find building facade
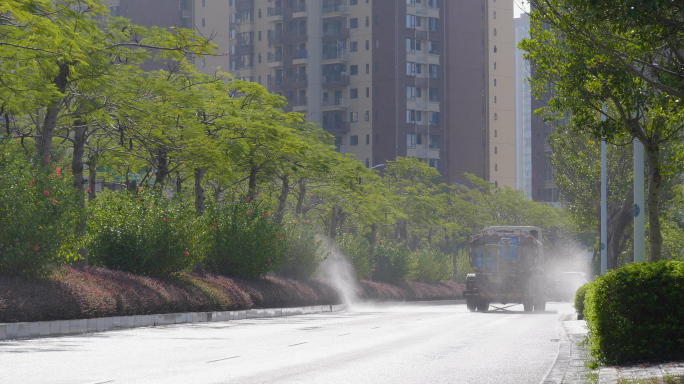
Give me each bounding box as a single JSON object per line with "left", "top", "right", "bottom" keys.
{"left": 514, "top": 14, "right": 532, "bottom": 198}
{"left": 106, "top": 0, "right": 516, "bottom": 187}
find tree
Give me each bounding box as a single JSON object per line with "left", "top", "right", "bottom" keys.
{"left": 520, "top": 5, "right": 684, "bottom": 261}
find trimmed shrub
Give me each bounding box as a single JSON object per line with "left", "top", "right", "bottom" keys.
{"left": 372, "top": 239, "right": 412, "bottom": 284}
{"left": 334, "top": 232, "right": 372, "bottom": 280}
{"left": 574, "top": 283, "right": 591, "bottom": 320}
{"left": 0, "top": 147, "right": 83, "bottom": 277}
{"left": 203, "top": 197, "right": 285, "bottom": 278}
{"left": 87, "top": 190, "right": 205, "bottom": 276}
{"left": 410, "top": 244, "right": 453, "bottom": 283}
{"left": 455, "top": 248, "right": 476, "bottom": 283}
{"left": 584, "top": 261, "right": 684, "bottom": 364}
{"left": 276, "top": 223, "right": 327, "bottom": 280}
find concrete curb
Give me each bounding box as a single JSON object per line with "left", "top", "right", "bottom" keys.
{"left": 540, "top": 316, "right": 575, "bottom": 384}
{"left": 0, "top": 304, "right": 347, "bottom": 342}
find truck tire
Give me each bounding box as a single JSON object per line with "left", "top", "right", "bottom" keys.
{"left": 523, "top": 300, "right": 533, "bottom": 312}
{"left": 466, "top": 298, "right": 477, "bottom": 312}
{"left": 477, "top": 299, "right": 489, "bottom": 312}
{"left": 534, "top": 300, "right": 546, "bottom": 311}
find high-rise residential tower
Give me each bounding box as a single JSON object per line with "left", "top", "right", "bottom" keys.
{"left": 514, "top": 14, "right": 532, "bottom": 198}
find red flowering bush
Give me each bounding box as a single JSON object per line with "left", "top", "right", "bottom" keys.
{"left": 203, "top": 197, "right": 285, "bottom": 278}
{"left": 87, "top": 190, "right": 206, "bottom": 276}
{"left": 0, "top": 146, "right": 83, "bottom": 277}
{"left": 410, "top": 243, "right": 453, "bottom": 283}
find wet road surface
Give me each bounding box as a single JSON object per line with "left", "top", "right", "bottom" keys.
{"left": 0, "top": 302, "right": 574, "bottom": 384}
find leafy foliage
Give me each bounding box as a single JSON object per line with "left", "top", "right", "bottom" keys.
{"left": 276, "top": 223, "right": 327, "bottom": 280}
{"left": 87, "top": 190, "right": 204, "bottom": 276}
{"left": 372, "top": 239, "right": 412, "bottom": 284}
{"left": 334, "top": 232, "right": 372, "bottom": 281}
{"left": 410, "top": 243, "right": 453, "bottom": 283}
{"left": 584, "top": 261, "right": 684, "bottom": 364}
{"left": 0, "top": 146, "right": 83, "bottom": 276}
{"left": 203, "top": 197, "right": 284, "bottom": 278}
{"left": 574, "top": 283, "right": 591, "bottom": 320}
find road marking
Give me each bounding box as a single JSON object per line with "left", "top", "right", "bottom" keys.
{"left": 206, "top": 356, "right": 240, "bottom": 363}
{"left": 93, "top": 381, "right": 115, "bottom": 384}
{"left": 371, "top": 326, "right": 381, "bottom": 329}
{"left": 337, "top": 333, "right": 350, "bottom": 336}
{"left": 288, "top": 342, "right": 308, "bottom": 347}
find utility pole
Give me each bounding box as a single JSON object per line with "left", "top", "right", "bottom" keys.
{"left": 600, "top": 120, "right": 607, "bottom": 275}
{"left": 634, "top": 139, "right": 645, "bottom": 262}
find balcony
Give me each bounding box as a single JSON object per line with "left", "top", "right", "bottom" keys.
{"left": 322, "top": 49, "right": 349, "bottom": 62}
{"left": 267, "top": 75, "right": 284, "bottom": 92}
{"left": 293, "top": 3, "right": 307, "bottom": 18}
{"left": 267, "top": 52, "right": 283, "bottom": 67}
{"left": 292, "top": 96, "right": 308, "bottom": 112}
{"left": 322, "top": 27, "right": 349, "bottom": 39}
{"left": 322, "top": 121, "right": 350, "bottom": 133}
{"left": 415, "top": 30, "right": 428, "bottom": 40}
{"left": 294, "top": 73, "right": 308, "bottom": 84}
{"left": 293, "top": 49, "right": 308, "bottom": 64}
{"left": 267, "top": 6, "right": 283, "bottom": 21}
{"left": 322, "top": 4, "right": 349, "bottom": 17}
{"left": 322, "top": 97, "right": 349, "bottom": 110}
{"left": 322, "top": 73, "right": 349, "bottom": 87}
{"left": 415, "top": 77, "right": 429, "bottom": 87}
{"left": 268, "top": 30, "right": 283, "bottom": 46}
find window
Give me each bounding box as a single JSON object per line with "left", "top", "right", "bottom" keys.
{"left": 428, "top": 41, "right": 438, "bottom": 54}
{"left": 365, "top": 87, "right": 369, "bottom": 97}
{"left": 375, "top": 15, "right": 379, "bottom": 25}
{"left": 350, "top": 0, "right": 358, "bottom": 4}
{"left": 494, "top": 129, "right": 498, "bottom": 137}
{"left": 406, "top": 38, "right": 416, "bottom": 52}
{"left": 493, "top": 28, "right": 497, "bottom": 36}
{"left": 494, "top": 113, "right": 498, "bottom": 120}
{"left": 406, "top": 15, "right": 416, "bottom": 29}
{"left": 494, "top": 96, "right": 497, "bottom": 103}
{"left": 366, "top": 16, "right": 369, "bottom": 27}
{"left": 407, "top": 133, "right": 416, "bottom": 148}
{"left": 258, "top": 8, "right": 261, "bottom": 18}
{"left": 350, "top": 65, "right": 358, "bottom": 75}
{"left": 350, "top": 41, "right": 358, "bottom": 52}
{"left": 350, "top": 18, "right": 358, "bottom": 28}
{"left": 258, "top": 53, "right": 261, "bottom": 63}
{"left": 365, "top": 111, "right": 370, "bottom": 121}
{"left": 407, "top": 109, "right": 416, "bottom": 123}
{"left": 495, "top": 147, "right": 498, "bottom": 154}
{"left": 429, "top": 158, "right": 439, "bottom": 170}
{"left": 416, "top": 111, "right": 422, "bottom": 122}
{"left": 350, "top": 88, "right": 359, "bottom": 99}
{"left": 366, "top": 134, "right": 370, "bottom": 145}
{"left": 258, "top": 76, "right": 261, "bottom": 84}
{"left": 366, "top": 158, "right": 370, "bottom": 168}
{"left": 494, "top": 62, "right": 496, "bottom": 70}
{"left": 429, "top": 134, "right": 439, "bottom": 149}
{"left": 366, "top": 40, "right": 370, "bottom": 50}
{"left": 201, "top": 58, "right": 205, "bottom": 67}
{"left": 429, "top": 111, "right": 439, "bottom": 125}
{"left": 375, "top": 39, "right": 379, "bottom": 49}
{"left": 350, "top": 113, "right": 358, "bottom": 123}
{"left": 202, "top": 18, "right": 205, "bottom": 27}
{"left": 494, "top": 45, "right": 497, "bottom": 53}
{"left": 494, "top": 79, "right": 497, "bottom": 86}
{"left": 202, "top": 0, "right": 205, "bottom": 6}
{"left": 428, "top": 0, "right": 438, "bottom": 7}
{"left": 407, "top": 85, "right": 416, "bottom": 100}
{"left": 429, "top": 64, "right": 439, "bottom": 79}
{"left": 416, "top": 63, "right": 422, "bottom": 74}
{"left": 366, "top": 63, "right": 370, "bottom": 74}
{"left": 429, "top": 17, "right": 438, "bottom": 32}
{"left": 406, "top": 62, "right": 416, "bottom": 76}
{"left": 493, "top": 11, "right": 496, "bottom": 19}
{"left": 258, "top": 31, "right": 262, "bottom": 41}
{"left": 495, "top": 164, "right": 498, "bottom": 171}
{"left": 417, "top": 134, "right": 423, "bottom": 145}
{"left": 429, "top": 87, "right": 439, "bottom": 102}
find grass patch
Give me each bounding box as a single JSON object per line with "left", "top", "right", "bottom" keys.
{"left": 616, "top": 376, "right": 684, "bottom": 384}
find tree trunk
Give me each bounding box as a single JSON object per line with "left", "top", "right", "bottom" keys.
{"left": 72, "top": 118, "right": 88, "bottom": 266}
{"left": 154, "top": 149, "right": 168, "bottom": 192}
{"left": 86, "top": 154, "right": 97, "bottom": 201}
{"left": 295, "top": 178, "right": 306, "bottom": 216}
{"left": 427, "top": 227, "right": 433, "bottom": 246}
{"left": 452, "top": 232, "right": 458, "bottom": 282}
{"left": 37, "top": 64, "right": 69, "bottom": 163}
{"left": 277, "top": 175, "right": 289, "bottom": 225}
{"left": 175, "top": 172, "right": 182, "bottom": 195}
{"left": 194, "top": 168, "right": 206, "bottom": 215}
{"left": 248, "top": 165, "right": 258, "bottom": 199}
{"left": 329, "top": 205, "right": 339, "bottom": 240}
{"left": 645, "top": 146, "right": 663, "bottom": 261}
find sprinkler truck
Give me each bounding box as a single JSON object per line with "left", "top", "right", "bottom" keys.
{"left": 464, "top": 226, "right": 546, "bottom": 312}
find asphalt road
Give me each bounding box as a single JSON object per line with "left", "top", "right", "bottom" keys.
{"left": 0, "top": 302, "right": 574, "bottom": 384}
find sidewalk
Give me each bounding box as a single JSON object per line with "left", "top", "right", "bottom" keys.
{"left": 545, "top": 317, "right": 684, "bottom": 383}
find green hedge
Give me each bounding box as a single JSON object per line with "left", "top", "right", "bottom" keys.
{"left": 574, "top": 283, "right": 591, "bottom": 320}
{"left": 584, "top": 261, "right": 684, "bottom": 364}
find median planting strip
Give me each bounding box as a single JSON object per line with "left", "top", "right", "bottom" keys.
{"left": 0, "top": 304, "right": 347, "bottom": 341}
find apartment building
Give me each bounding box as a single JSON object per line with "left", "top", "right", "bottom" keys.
{"left": 514, "top": 14, "right": 532, "bottom": 198}
{"left": 105, "top": 0, "right": 516, "bottom": 187}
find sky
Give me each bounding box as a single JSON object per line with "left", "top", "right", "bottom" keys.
{"left": 514, "top": 0, "right": 529, "bottom": 18}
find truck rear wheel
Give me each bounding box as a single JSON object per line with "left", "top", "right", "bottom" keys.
{"left": 523, "top": 300, "right": 533, "bottom": 312}
{"left": 476, "top": 299, "right": 489, "bottom": 312}
{"left": 534, "top": 300, "right": 546, "bottom": 312}
{"left": 466, "top": 298, "right": 477, "bottom": 312}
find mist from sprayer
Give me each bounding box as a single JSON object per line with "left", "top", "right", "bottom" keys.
{"left": 315, "top": 236, "right": 360, "bottom": 307}
{"left": 543, "top": 237, "right": 593, "bottom": 302}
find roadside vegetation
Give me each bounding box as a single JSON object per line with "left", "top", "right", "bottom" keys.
{"left": 0, "top": 1, "right": 570, "bottom": 321}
